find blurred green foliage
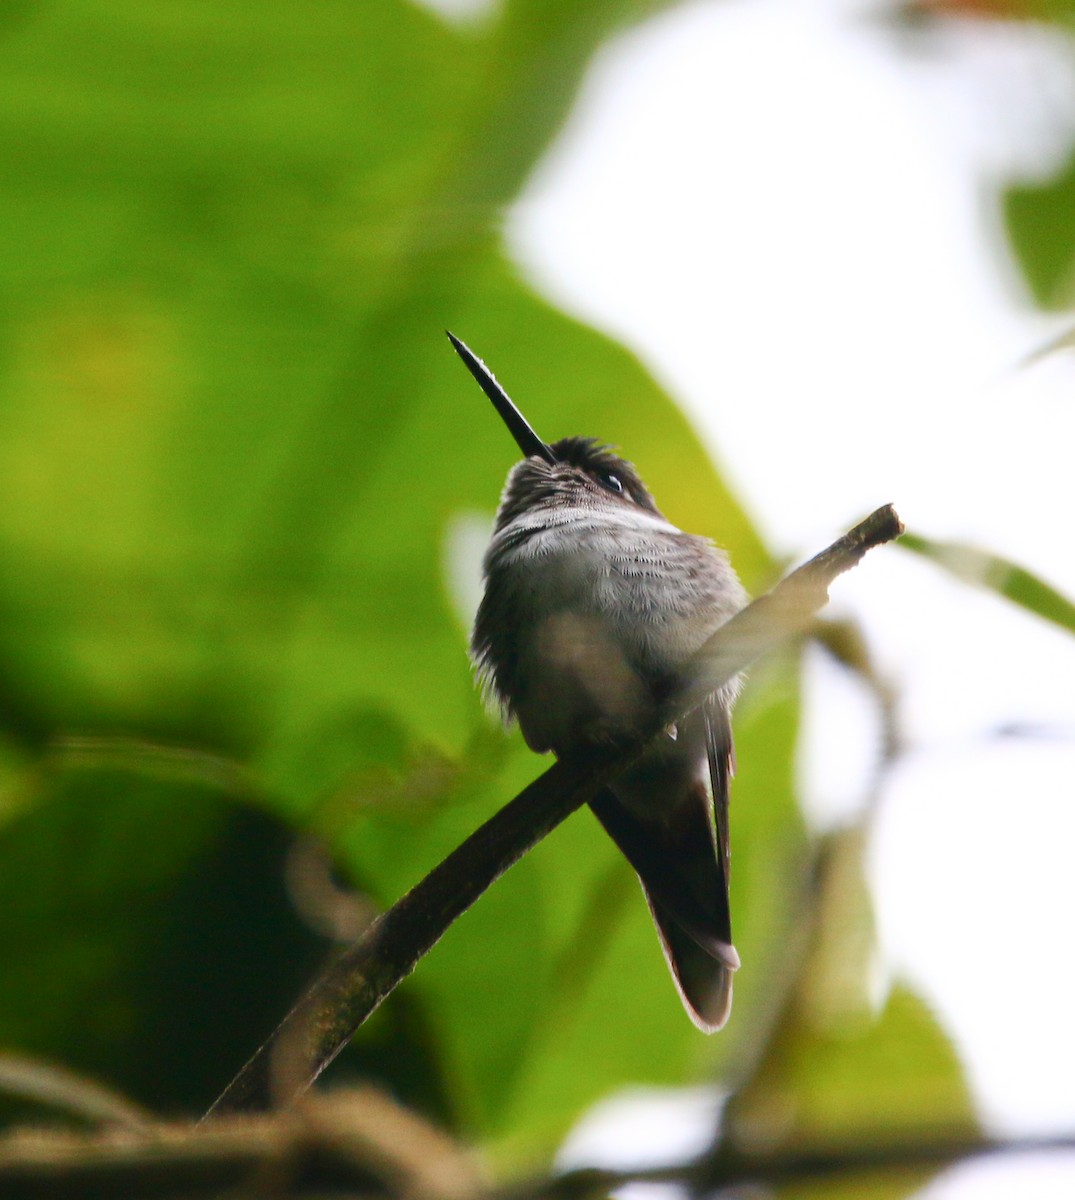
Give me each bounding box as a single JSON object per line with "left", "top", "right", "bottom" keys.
{"left": 1001, "top": 0, "right": 1075, "bottom": 305}
{"left": 901, "top": 534, "right": 1075, "bottom": 637}
{"left": 1006, "top": 151, "right": 1075, "bottom": 309}
{"left": 12, "top": 0, "right": 1066, "bottom": 1187}
{"left": 0, "top": 0, "right": 794, "bottom": 1157}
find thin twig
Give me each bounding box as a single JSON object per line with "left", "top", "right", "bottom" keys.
{"left": 0, "top": 1054, "right": 150, "bottom": 1131}
{"left": 0, "top": 1090, "right": 483, "bottom": 1199}
{"left": 205, "top": 504, "right": 903, "bottom": 1118}
{"left": 531, "top": 1130, "right": 1075, "bottom": 1200}
{"left": 7, "top": 1101, "right": 1075, "bottom": 1197}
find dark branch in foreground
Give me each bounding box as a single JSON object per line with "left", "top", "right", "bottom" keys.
{"left": 8, "top": 1091, "right": 1075, "bottom": 1198}
{"left": 205, "top": 505, "right": 904, "bottom": 1118}
{"left": 534, "top": 1130, "right": 1075, "bottom": 1199}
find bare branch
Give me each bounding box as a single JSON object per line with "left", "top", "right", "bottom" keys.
{"left": 205, "top": 505, "right": 903, "bottom": 1117}
{"left": 1, "top": 1089, "right": 482, "bottom": 1199}
{"left": 529, "top": 1130, "right": 1075, "bottom": 1199}
{"left": 7, "top": 1089, "right": 1075, "bottom": 1198}
{"left": 0, "top": 1054, "right": 150, "bottom": 1131}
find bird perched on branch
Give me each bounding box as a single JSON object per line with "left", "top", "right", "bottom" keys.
{"left": 450, "top": 333, "right": 747, "bottom": 1031}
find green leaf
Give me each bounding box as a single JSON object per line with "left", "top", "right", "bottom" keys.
{"left": 1005, "top": 149, "right": 1075, "bottom": 308}
{"left": 728, "top": 983, "right": 974, "bottom": 1200}
{"left": 901, "top": 533, "right": 1075, "bottom": 635}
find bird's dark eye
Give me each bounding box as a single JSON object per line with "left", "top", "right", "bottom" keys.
{"left": 599, "top": 471, "right": 624, "bottom": 495}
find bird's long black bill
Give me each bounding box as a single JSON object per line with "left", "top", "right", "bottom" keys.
{"left": 447, "top": 332, "right": 557, "bottom": 464}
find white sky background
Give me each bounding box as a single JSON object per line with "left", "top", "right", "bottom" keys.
{"left": 499, "top": 0, "right": 1075, "bottom": 1195}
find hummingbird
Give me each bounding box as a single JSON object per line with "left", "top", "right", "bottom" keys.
{"left": 449, "top": 332, "right": 748, "bottom": 1032}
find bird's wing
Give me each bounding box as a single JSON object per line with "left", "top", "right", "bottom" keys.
{"left": 704, "top": 695, "right": 735, "bottom": 916}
